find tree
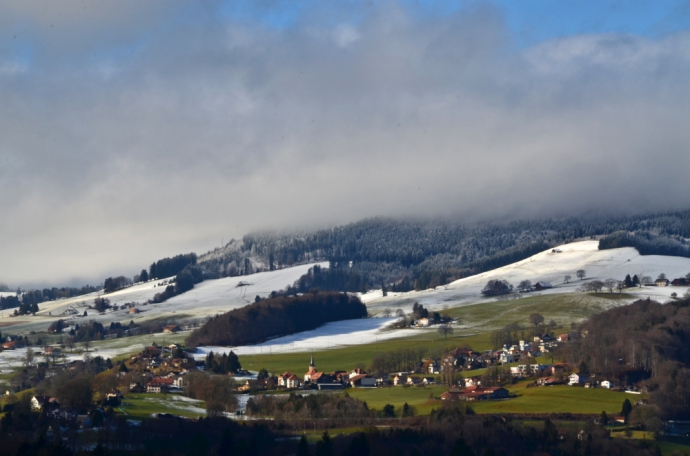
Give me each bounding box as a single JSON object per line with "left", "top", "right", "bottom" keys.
{"left": 577, "top": 269, "right": 586, "bottom": 280}
{"left": 24, "top": 347, "right": 34, "bottom": 368}
{"left": 564, "top": 274, "right": 571, "bottom": 284}
{"left": 381, "top": 404, "right": 395, "bottom": 418}
{"left": 616, "top": 280, "right": 625, "bottom": 293}
{"left": 658, "top": 273, "right": 667, "bottom": 280}
{"left": 641, "top": 276, "right": 653, "bottom": 286}
{"left": 139, "top": 269, "right": 149, "bottom": 282}
{"left": 600, "top": 410, "right": 609, "bottom": 426}
{"left": 621, "top": 398, "right": 632, "bottom": 423}
{"left": 395, "top": 309, "right": 404, "bottom": 317}
{"left": 381, "top": 308, "right": 392, "bottom": 317}
{"left": 437, "top": 322, "right": 454, "bottom": 339}
{"left": 315, "top": 431, "right": 333, "bottom": 456}
{"left": 296, "top": 435, "right": 310, "bottom": 456}
{"left": 529, "top": 313, "right": 544, "bottom": 331}
{"left": 518, "top": 280, "right": 532, "bottom": 292}
{"left": 603, "top": 279, "right": 618, "bottom": 293}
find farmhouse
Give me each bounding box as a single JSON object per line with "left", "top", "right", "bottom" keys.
{"left": 656, "top": 278, "right": 670, "bottom": 287}
{"left": 163, "top": 325, "right": 180, "bottom": 333}
{"left": 534, "top": 281, "right": 553, "bottom": 291}
{"left": 442, "top": 386, "right": 509, "bottom": 401}
{"left": 349, "top": 374, "right": 376, "bottom": 387}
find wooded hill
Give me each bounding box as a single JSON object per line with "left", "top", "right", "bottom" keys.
{"left": 563, "top": 296, "right": 690, "bottom": 420}
{"left": 195, "top": 209, "right": 690, "bottom": 293}
{"left": 186, "top": 292, "right": 367, "bottom": 346}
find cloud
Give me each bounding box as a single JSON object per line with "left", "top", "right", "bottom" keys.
{"left": 1, "top": 2, "right": 690, "bottom": 286}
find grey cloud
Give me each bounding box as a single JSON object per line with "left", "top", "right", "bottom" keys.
{"left": 1, "top": 3, "right": 690, "bottom": 287}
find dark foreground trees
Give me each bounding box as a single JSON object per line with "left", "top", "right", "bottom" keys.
{"left": 187, "top": 292, "right": 367, "bottom": 346}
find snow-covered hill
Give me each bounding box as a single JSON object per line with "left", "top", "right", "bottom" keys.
{"left": 0, "top": 262, "right": 326, "bottom": 335}
{"left": 362, "top": 240, "right": 690, "bottom": 313}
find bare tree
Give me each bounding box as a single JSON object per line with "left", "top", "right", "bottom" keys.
{"left": 395, "top": 309, "right": 404, "bottom": 317}
{"left": 564, "top": 275, "right": 571, "bottom": 284}
{"left": 529, "top": 313, "right": 544, "bottom": 336}
{"left": 518, "top": 280, "right": 532, "bottom": 292}
{"left": 83, "top": 339, "right": 91, "bottom": 352}
{"left": 24, "top": 347, "right": 34, "bottom": 368}
{"left": 658, "top": 273, "right": 667, "bottom": 280}
{"left": 604, "top": 279, "right": 618, "bottom": 293}
{"left": 437, "top": 323, "right": 454, "bottom": 339}
{"left": 381, "top": 308, "right": 392, "bottom": 318}
{"left": 685, "top": 272, "right": 690, "bottom": 283}
{"left": 641, "top": 276, "right": 653, "bottom": 286}
{"left": 576, "top": 270, "right": 586, "bottom": 280}
{"left": 615, "top": 281, "right": 625, "bottom": 294}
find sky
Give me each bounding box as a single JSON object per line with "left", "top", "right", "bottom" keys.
{"left": 2, "top": 0, "right": 690, "bottom": 287}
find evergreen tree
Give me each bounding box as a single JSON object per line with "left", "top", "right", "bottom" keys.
{"left": 315, "top": 431, "right": 333, "bottom": 456}
{"left": 296, "top": 435, "right": 310, "bottom": 456}
{"left": 621, "top": 398, "right": 632, "bottom": 422}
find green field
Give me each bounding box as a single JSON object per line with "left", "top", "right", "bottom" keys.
{"left": 470, "top": 382, "right": 644, "bottom": 415}
{"left": 118, "top": 393, "right": 207, "bottom": 419}
{"left": 347, "top": 385, "right": 447, "bottom": 415}
{"left": 346, "top": 381, "right": 642, "bottom": 416}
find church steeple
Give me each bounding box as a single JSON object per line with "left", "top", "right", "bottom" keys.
{"left": 310, "top": 353, "right": 315, "bottom": 368}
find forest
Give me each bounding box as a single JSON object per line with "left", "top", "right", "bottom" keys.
{"left": 194, "top": 209, "right": 690, "bottom": 294}
{"left": 186, "top": 292, "right": 367, "bottom": 346}
{"left": 562, "top": 296, "right": 690, "bottom": 420}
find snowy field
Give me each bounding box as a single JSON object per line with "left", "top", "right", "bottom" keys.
{"left": 361, "top": 240, "right": 690, "bottom": 315}
{"left": 195, "top": 317, "right": 410, "bottom": 358}
{"left": 0, "top": 262, "right": 326, "bottom": 335}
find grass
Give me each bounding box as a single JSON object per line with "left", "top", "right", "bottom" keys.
{"left": 345, "top": 381, "right": 643, "bottom": 417}
{"left": 347, "top": 385, "right": 447, "bottom": 416}
{"left": 469, "top": 382, "right": 645, "bottom": 415}
{"left": 657, "top": 438, "right": 690, "bottom": 456}
{"left": 117, "top": 393, "right": 206, "bottom": 420}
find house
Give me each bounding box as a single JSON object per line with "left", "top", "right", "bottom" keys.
{"left": 671, "top": 278, "right": 688, "bottom": 287}
{"left": 2, "top": 341, "right": 17, "bottom": 350}
{"left": 569, "top": 373, "right": 589, "bottom": 386}
{"left": 43, "top": 347, "right": 61, "bottom": 357}
{"left": 601, "top": 380, "right": 614, "bottom": 389}
{"left": 106, "top": 389, "right": 121, "bottom": 400}
{"left": 443, "top": 386, "right": 509, "bottom": 401}
{"left": 534, "top": 281, "right": 553, "bottom": 291}
{"left": 422, "top": 377, "right": 435, "bottom": 385}
{"left": 238, "top": 381, "right": 251, "bottom": 392}
{"left": 551, "top": 364, "right": 567, "bottom": 375}
{"left": 129, "top": 307, "right": 140, "bottom": 314}
{"left": 349, "top": 374, "right": 376, "bottom": 387}
{"left": 656, "top": 278, "right": 670, "bottom": 287}
{"left": 393, "top": 374, "right": 407, "bottom": 386}
{"left": 406, "top": 376, "right": 422, "bottom": 386}
{"left": 31, "top": 396, "right": 58, "bottom": 411}
{"left": 417, "top": 318, "right": 430, "bottom": 327}
{"left": 557, "top": 334, "right": 569, "bottom": 342}
{"left": 499, "top": 352, "right": 516, "bottom": 364}
{"left": 349, "top": 368, "right": 367, "bottom": 378}
{"left": 163, "top": 325, "right": 180, "bottom": 333}
{"left": 278, "top": 372, "right": 296, "bottom": 387}
{"left": 146, "top": 377, "right": 174, "bottom": 393}
{"left": 285, "top": 374, "right": 301, "bottom": 389}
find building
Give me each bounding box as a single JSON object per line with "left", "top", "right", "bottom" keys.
{"left": 601, "top": 380, "right": 614, "bottom": 389}
{"left": 31, "top": 396, "right": 58, "bottom": 411}
{"left": 304, "top": 354, "right": 319, "bottom": 382}
{"left": 349, "top": 374, "right": 376, "bottom": 387}
{"left": 656, "top": 278, "right": 670, "bottom": 287}
{"left": 146, "top": 377, "right": 175, "bottom": 393}
{"left": 441, "top": 386, "right": 509, "bottom": 401}
{"left": 417, "top": 318, "right": 430, "bottom": 327}
{"left": 569, "top": 373, "right": 589, "bottom": 386}
{"left": 534, "top": 281, "right": 553, "bottom": 291}
{"left": 163, "top": 325, "right": 180, "bottom": 333}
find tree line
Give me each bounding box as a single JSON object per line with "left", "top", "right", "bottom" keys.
{"left": 561, "top": 296, "right": 690, "bottom": 420}
{"left": 186, "top": 292, "right": 367, "bottom": 346}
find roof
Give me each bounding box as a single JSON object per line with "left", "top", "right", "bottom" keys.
{"left": 349, "top": 374, "right": 370, "bottom": 383}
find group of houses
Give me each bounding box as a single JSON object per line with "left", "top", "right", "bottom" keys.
{"left": 275, "top": 355, "right": 378, "bottom": 391}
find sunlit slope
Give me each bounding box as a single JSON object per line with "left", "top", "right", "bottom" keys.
{"left": 363, "top": 240, "right": 690, "bottom": 313}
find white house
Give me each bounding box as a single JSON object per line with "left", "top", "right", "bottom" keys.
{"left": 601, "top": 380, "right": 614, "bottom": 389}
{"left": 569, "top": 373, "right": 589, "bottom": 386}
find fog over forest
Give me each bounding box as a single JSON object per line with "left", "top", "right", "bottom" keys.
{"left": 2, "top": 1, "right": 690, "bottom": 286}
